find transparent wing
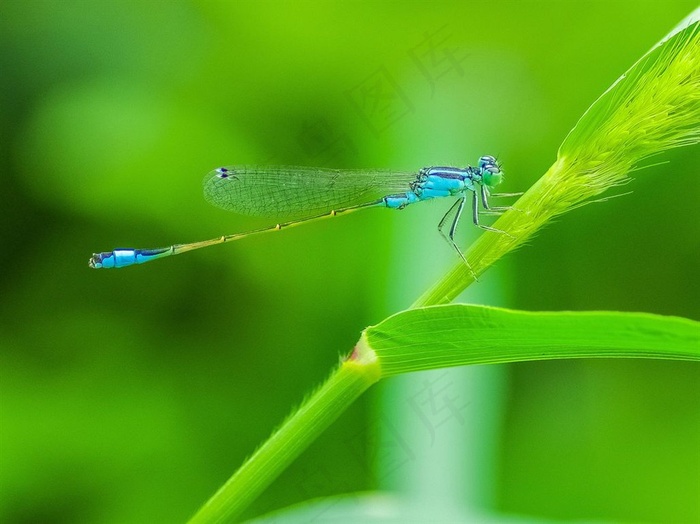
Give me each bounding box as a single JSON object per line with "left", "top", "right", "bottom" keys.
{"left": 202, "top": 165, "right": 417, "bottom": 220}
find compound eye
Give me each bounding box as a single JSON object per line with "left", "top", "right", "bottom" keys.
{"left": 478, "top": 155, "right": 496, "bottom": 169}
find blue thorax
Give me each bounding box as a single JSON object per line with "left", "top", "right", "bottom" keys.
{"left": 383, "top": 166, "right": 479, "bottom": 209}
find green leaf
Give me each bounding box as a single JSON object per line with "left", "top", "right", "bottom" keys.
{"left": 363, "top": 305, "right": 700, "bottom": 377}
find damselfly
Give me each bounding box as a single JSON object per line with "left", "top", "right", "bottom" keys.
{"left": 89, "top": 156, "right": 516, "bottom": 271}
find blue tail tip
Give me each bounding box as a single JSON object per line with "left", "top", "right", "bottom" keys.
{"left": 89, "top": 251, "right": 112, "bottom": 269}
{"left": 89, "top": 247, "right": 171, "bottom": 269}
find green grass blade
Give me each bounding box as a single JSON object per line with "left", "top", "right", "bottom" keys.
{"left": 187, "top": 11, "right": 700, "bottom": 522}
{"left": 415, "top": 13, "right": 700, "bottom": 306}
{"left": 363, "top": 305, "right": 700, "bottom": 377}
{"left": 187, "top": 355, "right": 381, "bottom": 524}
{"left": 560, "top": 8, "right": 700, "bottom": 156}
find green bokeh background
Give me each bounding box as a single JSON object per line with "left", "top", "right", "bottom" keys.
{"left": 1, "top": 1, "right": 698, "bottom": 523}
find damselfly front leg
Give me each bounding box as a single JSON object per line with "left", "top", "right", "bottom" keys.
{"left": 480, "top": 185, "right": 517, "bottom": 213}
{"left": 472, "top": 191, "right": 501, "bottom": 232}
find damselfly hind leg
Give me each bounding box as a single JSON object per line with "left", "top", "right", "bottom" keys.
{"left": 437, "top": 197, "right": 478, "bottom": 280}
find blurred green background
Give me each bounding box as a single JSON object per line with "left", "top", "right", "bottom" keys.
{"left": 1, "top": 1, "right": 698, "bottom": 522}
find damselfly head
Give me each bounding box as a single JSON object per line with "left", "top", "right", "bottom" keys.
{"left": 478, "top": 155, "right": 498, "bottom": 170}
{"left": 478, "top": 155, "right": 503, "bottom": 187}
